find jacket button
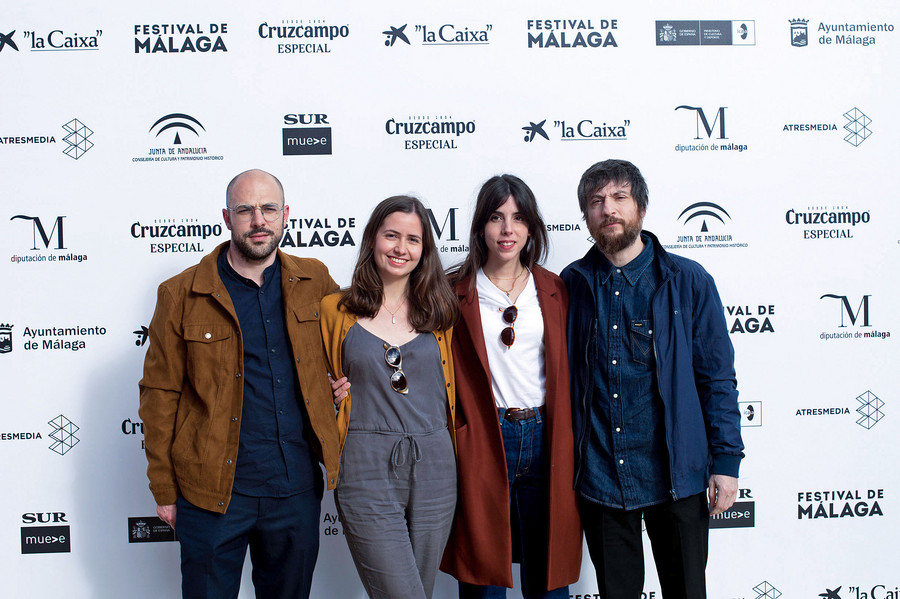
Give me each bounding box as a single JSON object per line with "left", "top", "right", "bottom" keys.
{"left": 204, "top": 332, "right": 211, "bottom": 339}
{"left": 235, "top": 372, "right": 242, "bottom": 378}
{"left": 218, "top": 501, "right": 224, "bottom": 506}
{"left": 289, "top": 277, "right": 294, "bottom": 282}
{"left": 231, "top": 417, "right": 238, "bottom": 422}
{"left": 314, "top": 311, "right": 319, "bottom": 318}
{"left": 226, "top": 459, "right": 233, "bottom": 465}
{"left": 446, "top": 383, "right": 450, "bottom": 388}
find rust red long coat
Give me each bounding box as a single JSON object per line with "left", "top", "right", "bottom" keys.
{"left": 440, "top": 266, "right": 582, "bottom": 590}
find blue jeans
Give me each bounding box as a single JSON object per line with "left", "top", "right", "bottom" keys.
{"left": 458, "top": 409, "right": 568, "bottom": 599}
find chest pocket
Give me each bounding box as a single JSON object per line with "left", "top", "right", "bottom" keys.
{"left": 629, "top": 319, "right": 653, "bottom": 366}
{"left": 184, "top": 324, "right": 233, "bottom": 386}
{"left": 292, "top": 303, "right": 320, "bottom": 324}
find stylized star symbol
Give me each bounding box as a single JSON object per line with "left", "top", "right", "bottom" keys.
{"left": 0, "top": 30, "right": 19, "bottom": 52}
{"left": 134, "top": 326, "right": 149, "bottom": 347}
{"left": 383, "top": 24, "right": 410, "bottom": 47}
{"left": 522, "top": 120, "right": 549, "bottom": 142}
{"left": 819, "top": 587, "right": 842, "bottom": 599}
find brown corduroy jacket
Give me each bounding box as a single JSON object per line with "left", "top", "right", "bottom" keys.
{"left": 139, "top": 242, "right": 341, "bottom": 512}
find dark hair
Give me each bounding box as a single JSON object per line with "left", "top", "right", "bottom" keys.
{"left": 450, "top": 174, "right": 549, "bottom": 285}
{"left": 340, "top": 196, "right": 458, "bottom": 332}
{"left": 576, "top": 159, "right": 649, "bottom": 216}
{"left": 225, "top": 169, "right": 285, "bottom": 207}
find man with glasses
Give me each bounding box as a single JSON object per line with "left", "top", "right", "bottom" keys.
{"left": 139, "top": 169, "right": 340, "bottom": 598}
{"left": 561, "top": 159, "right": 744, "bottom": 599}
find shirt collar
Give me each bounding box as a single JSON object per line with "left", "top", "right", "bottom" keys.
{"left": 595, "top": 233, "right": 655, "bottom": 287}
{"left": 217, "top": 246, "right": 280, "bottom": 290}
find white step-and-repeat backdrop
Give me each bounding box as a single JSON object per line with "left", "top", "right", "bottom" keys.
{"left": 2, "top": 1, "right": 898, "bottom": 597}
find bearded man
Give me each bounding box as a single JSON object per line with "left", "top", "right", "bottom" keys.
{"left": 139, "top": 169, "right": 339, "bottom": 598}
{"left": 561, "top": 159, "right": 744, "bottom": 599}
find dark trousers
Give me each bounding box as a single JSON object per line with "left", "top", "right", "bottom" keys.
{"left": 175, "top": 489, "right": 321, "bottom": 599}
{"left": 579, "top": 492, "right": 709, "bottom": 599}
{"left": 458, "top": 409, "right": 568, "bottom": 599}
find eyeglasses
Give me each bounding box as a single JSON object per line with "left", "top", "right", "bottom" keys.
{"left": 227, "top": 204, "right": 284, "bottom": 223}
{"left": 500, "top": 305, "right": 517, "bottom": 347}
{"left": 383, "top": 343, "right": 409, "bottom": 394}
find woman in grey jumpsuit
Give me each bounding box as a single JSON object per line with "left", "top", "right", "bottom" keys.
{"left": 320, "top": 195, "right": 459, "bottom": 599}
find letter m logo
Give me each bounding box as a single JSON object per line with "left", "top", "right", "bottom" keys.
{"left": 426, "top": 208, "right": 458, "bottom": 241}
{"left": 10, "top": 215, "right": 66, "bottom": 250}
{"left": 820, "top": 293, "right": 871, "bottom": 327}
{"left": 675, "top": 105, "right": 727, "bottom": 139}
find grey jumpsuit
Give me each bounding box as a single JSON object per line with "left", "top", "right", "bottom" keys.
{"left": 335, "top": 324, "right": 457, "bottom": 599}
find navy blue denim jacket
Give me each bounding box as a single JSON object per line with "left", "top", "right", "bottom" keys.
{"left": 562, "top": 231, "right": 744, "bottom": 504}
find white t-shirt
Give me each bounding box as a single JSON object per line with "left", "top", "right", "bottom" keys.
{"left": 476, "top": 267, "right": 547, "bottom": 410}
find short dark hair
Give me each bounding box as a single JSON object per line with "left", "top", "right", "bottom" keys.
{"left": 450, "top": 174, "right": 548, "bottom": 284}
{"left": 340, "top": 196, "right": 458, "bottom": 332}
{"left": 577, "top": 159, "right": 649, "bottom": 216}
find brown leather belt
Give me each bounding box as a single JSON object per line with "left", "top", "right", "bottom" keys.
{"left": 501, "top": 406, "right": 545, "bottom": 421}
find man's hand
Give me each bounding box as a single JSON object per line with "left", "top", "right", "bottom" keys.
{"left": 329, "top": 374, "right": 350, "bottom": 408}
{"left": 157, "top": 504, "right": 176, "bottom": 528}
{"left": 707, "top": 474, "right": 738, "bottom": 515}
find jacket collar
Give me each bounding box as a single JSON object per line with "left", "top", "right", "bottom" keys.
{"left": 568, "top": 230, "right": 678, "bottom": 284}
{"left": 191, "top": 241, "right": 314, "bottom": 295}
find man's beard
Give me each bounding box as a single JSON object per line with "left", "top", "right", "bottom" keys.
{"left": 589, "top": 216, "right": 642, "bottom": 255}
{"left": 231, "top": 225, "right": 283, "bottom": 261}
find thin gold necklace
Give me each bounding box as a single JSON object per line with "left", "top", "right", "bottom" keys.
{"left": 382, "top": 298, "right": 406, "bottom": 324}
{"left": 487, "top": 268, "right": 525, "bottom": 297}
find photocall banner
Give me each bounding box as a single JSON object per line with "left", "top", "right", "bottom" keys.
{"left": 1, "top": 1, "right": 898, "bottom": 597}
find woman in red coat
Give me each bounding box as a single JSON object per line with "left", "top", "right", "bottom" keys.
{"left": 441, "top": 175, "right": 582, "bottom": 598}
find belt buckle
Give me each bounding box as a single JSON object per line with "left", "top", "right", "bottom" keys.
{"left": 504, "top": 407, "right": 532, "bottom": 421}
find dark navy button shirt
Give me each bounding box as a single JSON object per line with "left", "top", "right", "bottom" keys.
{"left": 218, "top": 250, "right": 316, "bottom": 497}
{"left": 579, "top": 234, "right": 671, "bottom": 509}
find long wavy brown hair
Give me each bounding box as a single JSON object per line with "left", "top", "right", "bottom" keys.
{"left": 339, "top": 196, "right": 458, "bottom": 332}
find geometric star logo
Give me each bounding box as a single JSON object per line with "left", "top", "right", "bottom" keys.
{"left": 753, "top": 581, "right": 782, "bottom": 599}
{"left": 382, "top": 24, "right": 410, "bottom": 46}
{"left": 843, "top": 107, "right": 871, "bottom": 147}
{"left": 62, "top": 118, "right": 94, "bottom": 159}
{"left": 856, "top": 390, "right": 884, "bottom": 429}
{"left": 819, "top": 587, "right": 842, "bottom": 599}
{"left": 0, "top": 30, "right": 19, "bottom": 53}
{"left": 48, "top": 414, "right": 80, "bottom": 455}
{"left": 522, "top": 119, "right": 549, "bottom": 142}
